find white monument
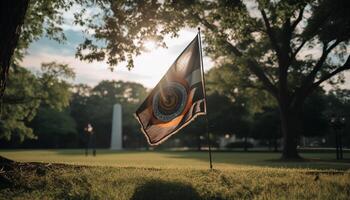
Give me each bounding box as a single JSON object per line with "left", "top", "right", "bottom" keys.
{"left": 110, "top": 104, "right": 122, "bottom": 150}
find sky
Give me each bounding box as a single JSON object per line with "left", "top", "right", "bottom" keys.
{"left": 21, "top": 27, "right": 213, "bottom": 89}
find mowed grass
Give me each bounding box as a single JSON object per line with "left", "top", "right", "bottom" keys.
{"left": 1, "top": 150, "right": 350, "bottom": 199}
{"left": 1, "top": 149, "right": 350, "bottom": 170}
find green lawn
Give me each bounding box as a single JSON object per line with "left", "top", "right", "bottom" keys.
{"left": 1, "top": 150, "right": 350, "bottom": 199}
{"left": 1, "top": 149, "right": 350, "bottom": 170}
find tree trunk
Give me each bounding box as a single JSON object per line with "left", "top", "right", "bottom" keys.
{"left": 279, "top": 105, "right": 302, "bottom": 160}
{"left": 0, "top": 0, "right": 30, "bottom": 99}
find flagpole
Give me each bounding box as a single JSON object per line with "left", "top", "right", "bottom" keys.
{"left": 198, "top": 27, "right": 213, "bottom": 170}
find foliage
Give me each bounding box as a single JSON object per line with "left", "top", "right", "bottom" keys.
{"left": 0, "top": 62, "right": 74, "bottom": 141}
{"left": 13, "top": 0, "right": 75, "bottom": 62}
{"left": 207, "top": 61, "right": 276, "bottom": 114}
{"left": 74, "top": 0, "right": 165, "bottom": 70}
{"left": 251, "top": 107, "right": 281, "bottom": 141}
{"left": 324, "top": 89, "right": 350, "bottom": 146}
{"left": 27, "top": 107, "right": 78, "bottom": 148}
{"left": 70, "top": 80, "right": 148, "bottom": 148}
{"left": 176, "top": 91, "right": 250, "bottom": 149}
{"left": 77, "top": 0, "right": 350, "bottom": 87}
{"left": 302, "top": 89, "right": 329, "bottom": 137}
{"left": 0, "top": 66, "right": 40, "bottom": 141}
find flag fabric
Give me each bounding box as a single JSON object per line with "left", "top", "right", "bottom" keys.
{"left": 135, "top": 34, "right": 207, "bottom": 146}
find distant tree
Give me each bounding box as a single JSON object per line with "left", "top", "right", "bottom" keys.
{"left": 177, "top": 117, "right": 206, "bottom": 150}
{"left": 0, "top": 62, "right": 74, "bottom": 142}
{"left": 26, "top": 107, "right": 77, "bottom": 148}
{"left": 70, "top": 80, "right": 147, "bottom": 148}
{"left": 324, "top": 89, "right": 350, "bottom": 147}
{"left": 178, "top": 91, "right": 250, "bottom": 150}
{"left": 70, "top": 84, "right": 93, "bottom": 147}
{"left": 302, "top": 89, "right": 329, "bottom": 137}
{"left": 252, "top": 107, "right": 281, "bottom": 151}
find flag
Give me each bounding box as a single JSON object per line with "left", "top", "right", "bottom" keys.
{"left": 135, "top": 34, "right": 207, "bottom": 146}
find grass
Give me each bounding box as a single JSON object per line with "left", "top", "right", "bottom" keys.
{"left": 1, "top": 150, "right": 350, "bottom": 199}
{"left": 1, "top": 149, "right": 350, "bottom": 170}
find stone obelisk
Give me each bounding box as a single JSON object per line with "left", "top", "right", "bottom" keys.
{"left": 110, "top": 104, "right": 122, "bottom": 150}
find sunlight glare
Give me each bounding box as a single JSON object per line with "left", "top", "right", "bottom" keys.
{"left": 143, "top": 40, "right": 158, "bottom": 52}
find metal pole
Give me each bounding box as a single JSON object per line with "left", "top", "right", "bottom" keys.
{"left": 339, "top": 130, "right": 343, "bottom": 160}
{"left": 205, "top": 116, "right": 213, "bottom": 169}
{"left": 198, "top": 27, "right": 213, "bottom": 169}
{"left": 335, "top": 129, "right": 340, "bottom": 160}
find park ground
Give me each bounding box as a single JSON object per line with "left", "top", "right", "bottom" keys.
{"left": 1, "top": 150, "right": 350, "bottom": 199}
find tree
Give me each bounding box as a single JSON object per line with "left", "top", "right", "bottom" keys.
{"left": 77, "top": 0, "right": 350, "bottom": 159}
{"left": 0, "top": 62, "right": 75, "bottom": 141}
{"left": 0, "top": 0, "right": 74, "bottom": 99}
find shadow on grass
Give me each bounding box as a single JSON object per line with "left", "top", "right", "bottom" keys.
{"left": 131, "top": 180, "right": 225, "bottom": 200}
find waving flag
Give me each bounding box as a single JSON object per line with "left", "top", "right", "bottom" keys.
{"left": 135, "top": 34, "right": 207, "bottom": 146}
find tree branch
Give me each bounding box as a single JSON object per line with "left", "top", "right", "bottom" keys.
{"left": 292, "top": 40, "right": 342, "bottom": 106}
{"left": 260, "top": 9, "right": 281, "bottom": 58}
{"left": 245, "top": 59, "right": 278, "bottom": 97}
{"left": 194, "top": 12, "right": 278, "bottom": 98}
{"left": 312, "top": 55, "right": 350, "bottom": 88}
{"left": 291, "top": 7, "right": 305, "bottom": 31}
{"left": 301, "top": 40, "right": 341, "bottom": 87}
{"left": 291, "top": 39, "right": 307, "bottom": 59}
{"left": 193, "top": 13, "right": 243, "bottom": 57}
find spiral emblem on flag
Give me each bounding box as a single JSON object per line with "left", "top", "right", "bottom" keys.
{"left": 135, "top": 35, "right": 206, "bottom": 146}
{"left": 152, "top": 82, "right": 188, "bottom": 122}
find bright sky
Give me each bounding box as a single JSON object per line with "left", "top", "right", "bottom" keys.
{"left": 21, "top": 27, "right": 213, "bottom": 88}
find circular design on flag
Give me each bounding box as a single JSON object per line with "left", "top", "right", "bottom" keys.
{"left": 153, "top": 82, "right": 188, "bottom": 122}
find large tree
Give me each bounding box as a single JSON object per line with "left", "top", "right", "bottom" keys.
{"left": 0, "top": 0, "right": 30, "bottom": 98}
{"left": 0, "top": 0, "right": 74, "bottom": 99}
{"left": 76, "top": 0, "right": 350, "bottom": 159}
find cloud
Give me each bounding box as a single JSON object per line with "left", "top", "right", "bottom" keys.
{"left": 21, "top": 52, "right": 152, "bottom": 87}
